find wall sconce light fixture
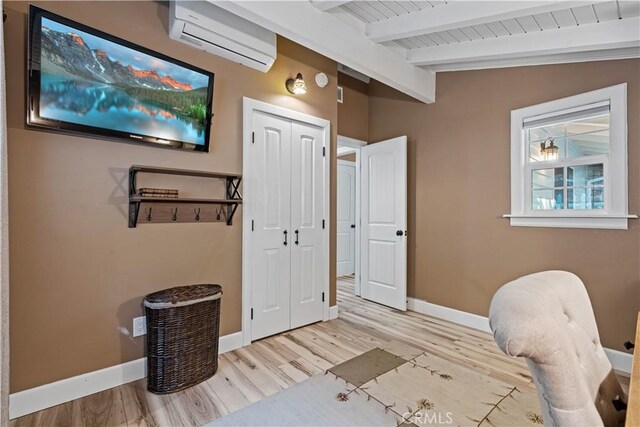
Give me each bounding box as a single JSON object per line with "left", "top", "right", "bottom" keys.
{"left": 286, "top": 73, "right": 307, "bottom": 95}
{"left": 540, "top": 137, "right": 559, "bottom": 161}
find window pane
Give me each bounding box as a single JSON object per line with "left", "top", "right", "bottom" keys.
{"left": 591, "top": 187, "right": 604, "bottom": 209}
{"left": 567, "top": 164, "right": 604, "bottom": 187}
{"left": 555, "top": 189, "right": 564, "bottom": 209}
{"left": 528, "top": 140, "right": 544, "bottom": 162}
{"left": 532, "top": 168, "right": 563, "bottom": 189}
{"left": 527, "top": 112, "right": 610, "bottom": 162}
{"left": 528, "top": 123, "right": 566, "bottom": 140}
{"left": 567, "top": 187, "right": 604, "bottom": 210}
{"left": 554, "top": 168, "right": 564, "bottom": 187}
{"left": 566, "top": 113, "right": 609, "bottom": 136}
{"left": 566, "top": 129, "right": 610, "bottom": 157}
{"left": 532, "top": 189, "right": 564, "bottom": 210}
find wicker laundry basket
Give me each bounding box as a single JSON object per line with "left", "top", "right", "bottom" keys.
{"left": 144, "top": 284, "right": 222, "bottom": 394}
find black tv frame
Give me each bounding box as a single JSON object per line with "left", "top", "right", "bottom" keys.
{"left": 27, "top": 5, "right": 215, "bottom": 152}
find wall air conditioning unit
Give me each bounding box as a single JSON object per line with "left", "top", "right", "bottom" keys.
{"left": 169, "top": 1, "right": 277, "bottom": 73}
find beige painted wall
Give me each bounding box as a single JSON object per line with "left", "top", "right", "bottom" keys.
{"left": 338, "top": 73, "right": 368, "bottom": 142}
{"left": 368, "top": 59, "right": 640, "bottom": 352}
{"left": 5, "top": 0, "right": 338, "bottom": 392}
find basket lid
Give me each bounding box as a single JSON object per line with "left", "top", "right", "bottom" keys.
{"left": 144, "top": 284, "right": 222, "bottom": 309}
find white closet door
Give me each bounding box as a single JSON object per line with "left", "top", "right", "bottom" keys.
{"left": 361, "top": 136, "right": 407, "bottom": 311}
{"left": 290, "top": 122, "right": 325, "bottom": 329}
{"left": 337, "top": 162, "right": 356, "bottom": 276}
{"left": 250, "top": 111, "right": 292, "bottom": 341}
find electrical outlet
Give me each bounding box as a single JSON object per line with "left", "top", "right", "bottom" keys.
{"left": 133, "top": 316, "right": 146, "bottom": 337}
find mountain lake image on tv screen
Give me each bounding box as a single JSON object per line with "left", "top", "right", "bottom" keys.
{"left": 38, "top": 17, "right": 211, "bottom": 145}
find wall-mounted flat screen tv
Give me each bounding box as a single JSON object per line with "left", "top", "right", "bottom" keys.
{"left": 27, "top": 6, "right": 214, "bottom": 152}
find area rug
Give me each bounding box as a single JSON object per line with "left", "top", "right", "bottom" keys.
{"left": 208, "top": 342, "right": 542, "bottom": 426}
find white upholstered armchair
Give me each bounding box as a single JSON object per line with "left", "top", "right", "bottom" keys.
{"left": 489, "top": 271, "right": 627, "bottom": 427}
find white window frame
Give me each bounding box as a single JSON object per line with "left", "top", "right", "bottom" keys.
{"left": 505, "top": 83, "right": 636, "bottom": 229}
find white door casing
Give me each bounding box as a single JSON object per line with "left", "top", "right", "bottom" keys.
{"left": 250, "top": 111, "right": 292, "bottom": 341}
{"left": 360, "top": 136, "right": 407, "bottom": 311}
{"left": 290, "top": 122, "right": 325, "bottom": 329}
{"left": 337, "top": 135, "right": 366, "bottom": 296}
{"left": 337, "top": 161, "right": 356, "bottom": 276}
{"left": 242, "top": 98, "right": 330, "bottom": 346}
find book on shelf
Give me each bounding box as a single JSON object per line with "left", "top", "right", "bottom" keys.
{"left": 138, "top": 188, "right": 179, "bottom": 195}
{"left": 138, "top": 192, "right": 179, "bottom": 199}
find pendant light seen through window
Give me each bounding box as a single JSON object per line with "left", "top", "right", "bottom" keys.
{"left": 540, "top": 138, "right": 559, "bottom": 161}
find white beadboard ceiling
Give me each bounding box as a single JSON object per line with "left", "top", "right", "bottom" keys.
{"left": 215, "top": 1, "right": 639, "bottom": 102}
{"left": 313, "top": 0, "right": 640, "bottom": 72}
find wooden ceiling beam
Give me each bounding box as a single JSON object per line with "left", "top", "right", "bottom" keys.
{"left": 214, "top": 0, "right": 436, "bottom": 103}
{"left": 407, "top": 17, "right": 640, "bottom": 67}
{"left": 367, "top": 1, "right": 602, "bottom": 43}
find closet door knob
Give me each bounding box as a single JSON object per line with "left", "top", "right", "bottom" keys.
{"left": 295, "top": 230, "right": 299, "bottom": 245}
{"left": 283, "top": 230, "right": 288, "bottom": 246}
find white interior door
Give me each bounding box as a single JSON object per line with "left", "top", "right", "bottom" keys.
{"left": 250, "top": 111, "right": 292, "bottom": 340}
{"left": 360, "top": 136, "right": 407, "bottom": 310}
{"left": 290, "top": 122, "right": 325, "bottom": 329}
{"left": 337, "top": 162, "right": 356, "bottom": 276}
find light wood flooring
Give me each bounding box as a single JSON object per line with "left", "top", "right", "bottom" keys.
{"left": 11, "top": 276, "right": 630, "bottom": 426}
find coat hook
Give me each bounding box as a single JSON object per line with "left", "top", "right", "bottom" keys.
{"left": 194, "top": 208, "right": 201, "bottom": 221}
{"left": 145, "top": 207, "right": 152, "bottom": 221}
{"left": 171, "top": 208, "right": 178, "bottom": 221}
{"left": 216, "top": 207, "right": 224, "bottom": 221}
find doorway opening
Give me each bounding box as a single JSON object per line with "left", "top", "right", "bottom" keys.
{"left": 336, "top": 135, "right": 408, "bottom": 312}
{"left": 337, "top": 135, "right": 365, "bottom": 297}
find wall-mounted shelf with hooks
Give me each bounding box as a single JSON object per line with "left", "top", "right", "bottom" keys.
{"left": 128, "top": 165, "right": 242, "bottom": 228}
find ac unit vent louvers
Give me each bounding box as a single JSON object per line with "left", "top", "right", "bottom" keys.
{"left": 169, "top": 1, "right": 276, "bottom": 73}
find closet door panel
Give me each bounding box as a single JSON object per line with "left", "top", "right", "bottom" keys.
{"left": 290, "top": 122, "right": 325, "bottom": 329}
{"left": 337, "top": 163, "right": 356, "bottom": 275}
{"left": 250, "top": 111, "right": 292, "bottom": 341}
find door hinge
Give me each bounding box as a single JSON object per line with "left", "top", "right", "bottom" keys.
{"left": 251, "top": 308, "right": 254, "bottom": 320}
{"left": 251, "top": 219, "right": 254, "bottom": 231}
{"left": 251, "top": 132, "right": 255, "bottom": 144}
{"left": 322, "top": 219, "right": 325, "bottom": 229}
{"left": 322, "top": 146, "right": 326, "bottom": 157}
{"left": 322, "top": 292, "right": 325, "bottom": 302}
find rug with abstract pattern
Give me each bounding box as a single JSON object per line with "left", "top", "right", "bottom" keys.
{"left": 209, "top": 342, "right": 543, "bottom": 426}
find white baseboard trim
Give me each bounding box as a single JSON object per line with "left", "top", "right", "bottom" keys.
{"left": 407, "top": 297, "right": 633, "bottom": 374}
{"left": 329, "top": 305, "right": 339, "bottom": 320}
{"left": 9, "top": 331, "right": 244, "bottom": 420}
{"left": 9, "top": 357, "right": 145, "bottom": 420}
{"left": 218, "top": 331, "right": 243, "bottom": 354}
{"left": 604, "top": 348, "right": 633, "bottom": 374}
{"left": 407, "top": 297, "right": 491, "bottom": 333}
